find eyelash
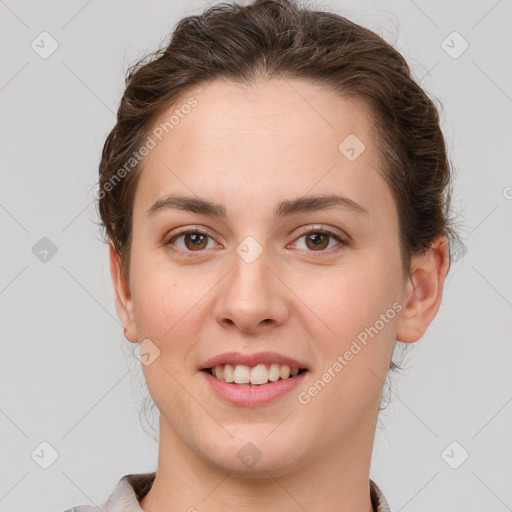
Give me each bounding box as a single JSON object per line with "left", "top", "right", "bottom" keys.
{"left": 165, "top": 226, "right": 348, "bottom": 258}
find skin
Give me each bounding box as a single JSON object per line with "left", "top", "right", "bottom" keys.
{"left": 110, "top": 78, "right": 449, "bottom": 512}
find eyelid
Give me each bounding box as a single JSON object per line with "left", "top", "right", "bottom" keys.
{"left": 292, "top": 224, "right": 348, "bottom": 240}
{"left": 165, "top": 225, "right": 212, "bottom": 241}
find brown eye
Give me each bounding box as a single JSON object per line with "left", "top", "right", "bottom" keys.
{"left": 305, "top": 232, "right": 330, "bottom": 250}
{"left": 183, "top": 232, "right": 209, "bottom": 251}
{"left": 167, "top": 229, "right": 215, "bottom": 254}
{"left": 290, "top": 228, "right": 348, "bottom": 254}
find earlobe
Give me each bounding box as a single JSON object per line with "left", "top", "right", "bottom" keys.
{"left": 396, "top": 237, "right": 450, "bottom": 343}
{"left": 109, "top": 244, "right": 138, "bottom": 343}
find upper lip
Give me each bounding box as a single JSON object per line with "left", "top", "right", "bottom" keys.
{"left": 200, "top": 351, "right": 309, "bottom": 370}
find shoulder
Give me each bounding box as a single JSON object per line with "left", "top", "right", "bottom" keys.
{"left": 60, "top": 472, "right": 156, "bottom": 512}
{"left": 60, "top": 508, "right": 98, "bottom": 512}
{"left": 370, "top": 479, "right": 392, "bottom": 512}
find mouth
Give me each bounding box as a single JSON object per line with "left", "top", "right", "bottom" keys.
{"left": 202, "top": 364, "right": 309, "bottom": 386}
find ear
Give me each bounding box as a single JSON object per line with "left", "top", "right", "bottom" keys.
{"left": 109, "top": 244, "right": 138, "bottom": 343}
{"left": 396, "top": 236, "right": 450, "bottom": 343}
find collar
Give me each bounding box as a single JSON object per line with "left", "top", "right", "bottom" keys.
{"left": 88, "top": 472, "right": 391, "bottom": 512}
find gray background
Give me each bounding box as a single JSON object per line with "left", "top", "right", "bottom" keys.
{"left": 1, "top": 0, "right": 511, "bottom": 510}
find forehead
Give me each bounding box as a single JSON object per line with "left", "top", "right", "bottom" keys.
{"left": 133, "top": 78, "right": 392, "bottom": 221}
{"left": 156, "top": 78, "right": 377, "bottom": 157}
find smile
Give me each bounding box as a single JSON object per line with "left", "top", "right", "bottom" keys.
{"left": 203, "top": 363, "right": 308, "bottom": 386}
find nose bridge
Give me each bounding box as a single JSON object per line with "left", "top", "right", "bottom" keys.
{"left": 215, "top": 240, "right": 288, "bottom": 331}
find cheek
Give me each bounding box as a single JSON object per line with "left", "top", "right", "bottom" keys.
{"left": 309, "top": 260, "right": 401, "bottom": 344}
{"left": 131, "top": 265, "right": 205, "bottom": 416}
{"left": 129, "top": 244, "right": 194, "bottom": 333}
{"left": 298, "top": 264, "right": 401, "bottom": 429}
{"left": 129, "top": 251, "right": 217, "bottom": 374}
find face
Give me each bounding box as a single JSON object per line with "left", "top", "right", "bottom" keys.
{"left": 114, "top": 78, "right": 412, "bottom": 476}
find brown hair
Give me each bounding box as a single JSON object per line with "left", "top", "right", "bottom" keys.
{"left": 96, "top": 0, "right": 455, "bottom": 283}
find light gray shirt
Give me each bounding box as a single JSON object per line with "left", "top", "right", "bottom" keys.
{"left": 62, "top": 473, "right": 391, "bottom": 511}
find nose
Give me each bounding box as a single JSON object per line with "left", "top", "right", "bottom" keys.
{"left": 213, "top": 247, "right": 289, "bottom": 334}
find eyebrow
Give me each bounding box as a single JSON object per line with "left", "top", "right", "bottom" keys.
{"left": 146, "top": 193, "right": 368, "bottom": 220}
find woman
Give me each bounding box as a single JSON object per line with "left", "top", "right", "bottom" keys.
{"left": 64, "top": 0, "right": 454, "bottom": 510}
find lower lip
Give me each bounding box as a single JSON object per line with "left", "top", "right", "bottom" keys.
{"left": 201, "top": 370, "right": 308, "bottom": 406}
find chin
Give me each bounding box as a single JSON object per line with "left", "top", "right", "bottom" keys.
{"left": 198, "top": 429, "right": 307, "bottom": 477}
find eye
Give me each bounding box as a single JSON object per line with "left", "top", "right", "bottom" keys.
{"left": 164, "top": 225, "right": 348, "bottom": 258}
{"left": 289, "top": 226, "right": 348, "bottom": 253}
{"left": 165, "top": 228, "right": 218, "bottom": 255}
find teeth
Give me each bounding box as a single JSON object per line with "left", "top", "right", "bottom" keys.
{"left": 209, "top": 363, "right": 303, "bottom": 385}
{"left": 268, "top": 363, "right": 281, "bottom": 381}
{"left": 233, "top": 364, "right": 250, "bottom": 384}
{"left": 250, "top": 364, "right": 268, "bottom": 385}
{"left": 223, "top": 364, "right": 234, "bottom": 383}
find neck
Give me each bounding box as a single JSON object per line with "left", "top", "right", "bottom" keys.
{"left": 140, "top": 417, "right": 377, "bottom": 512}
